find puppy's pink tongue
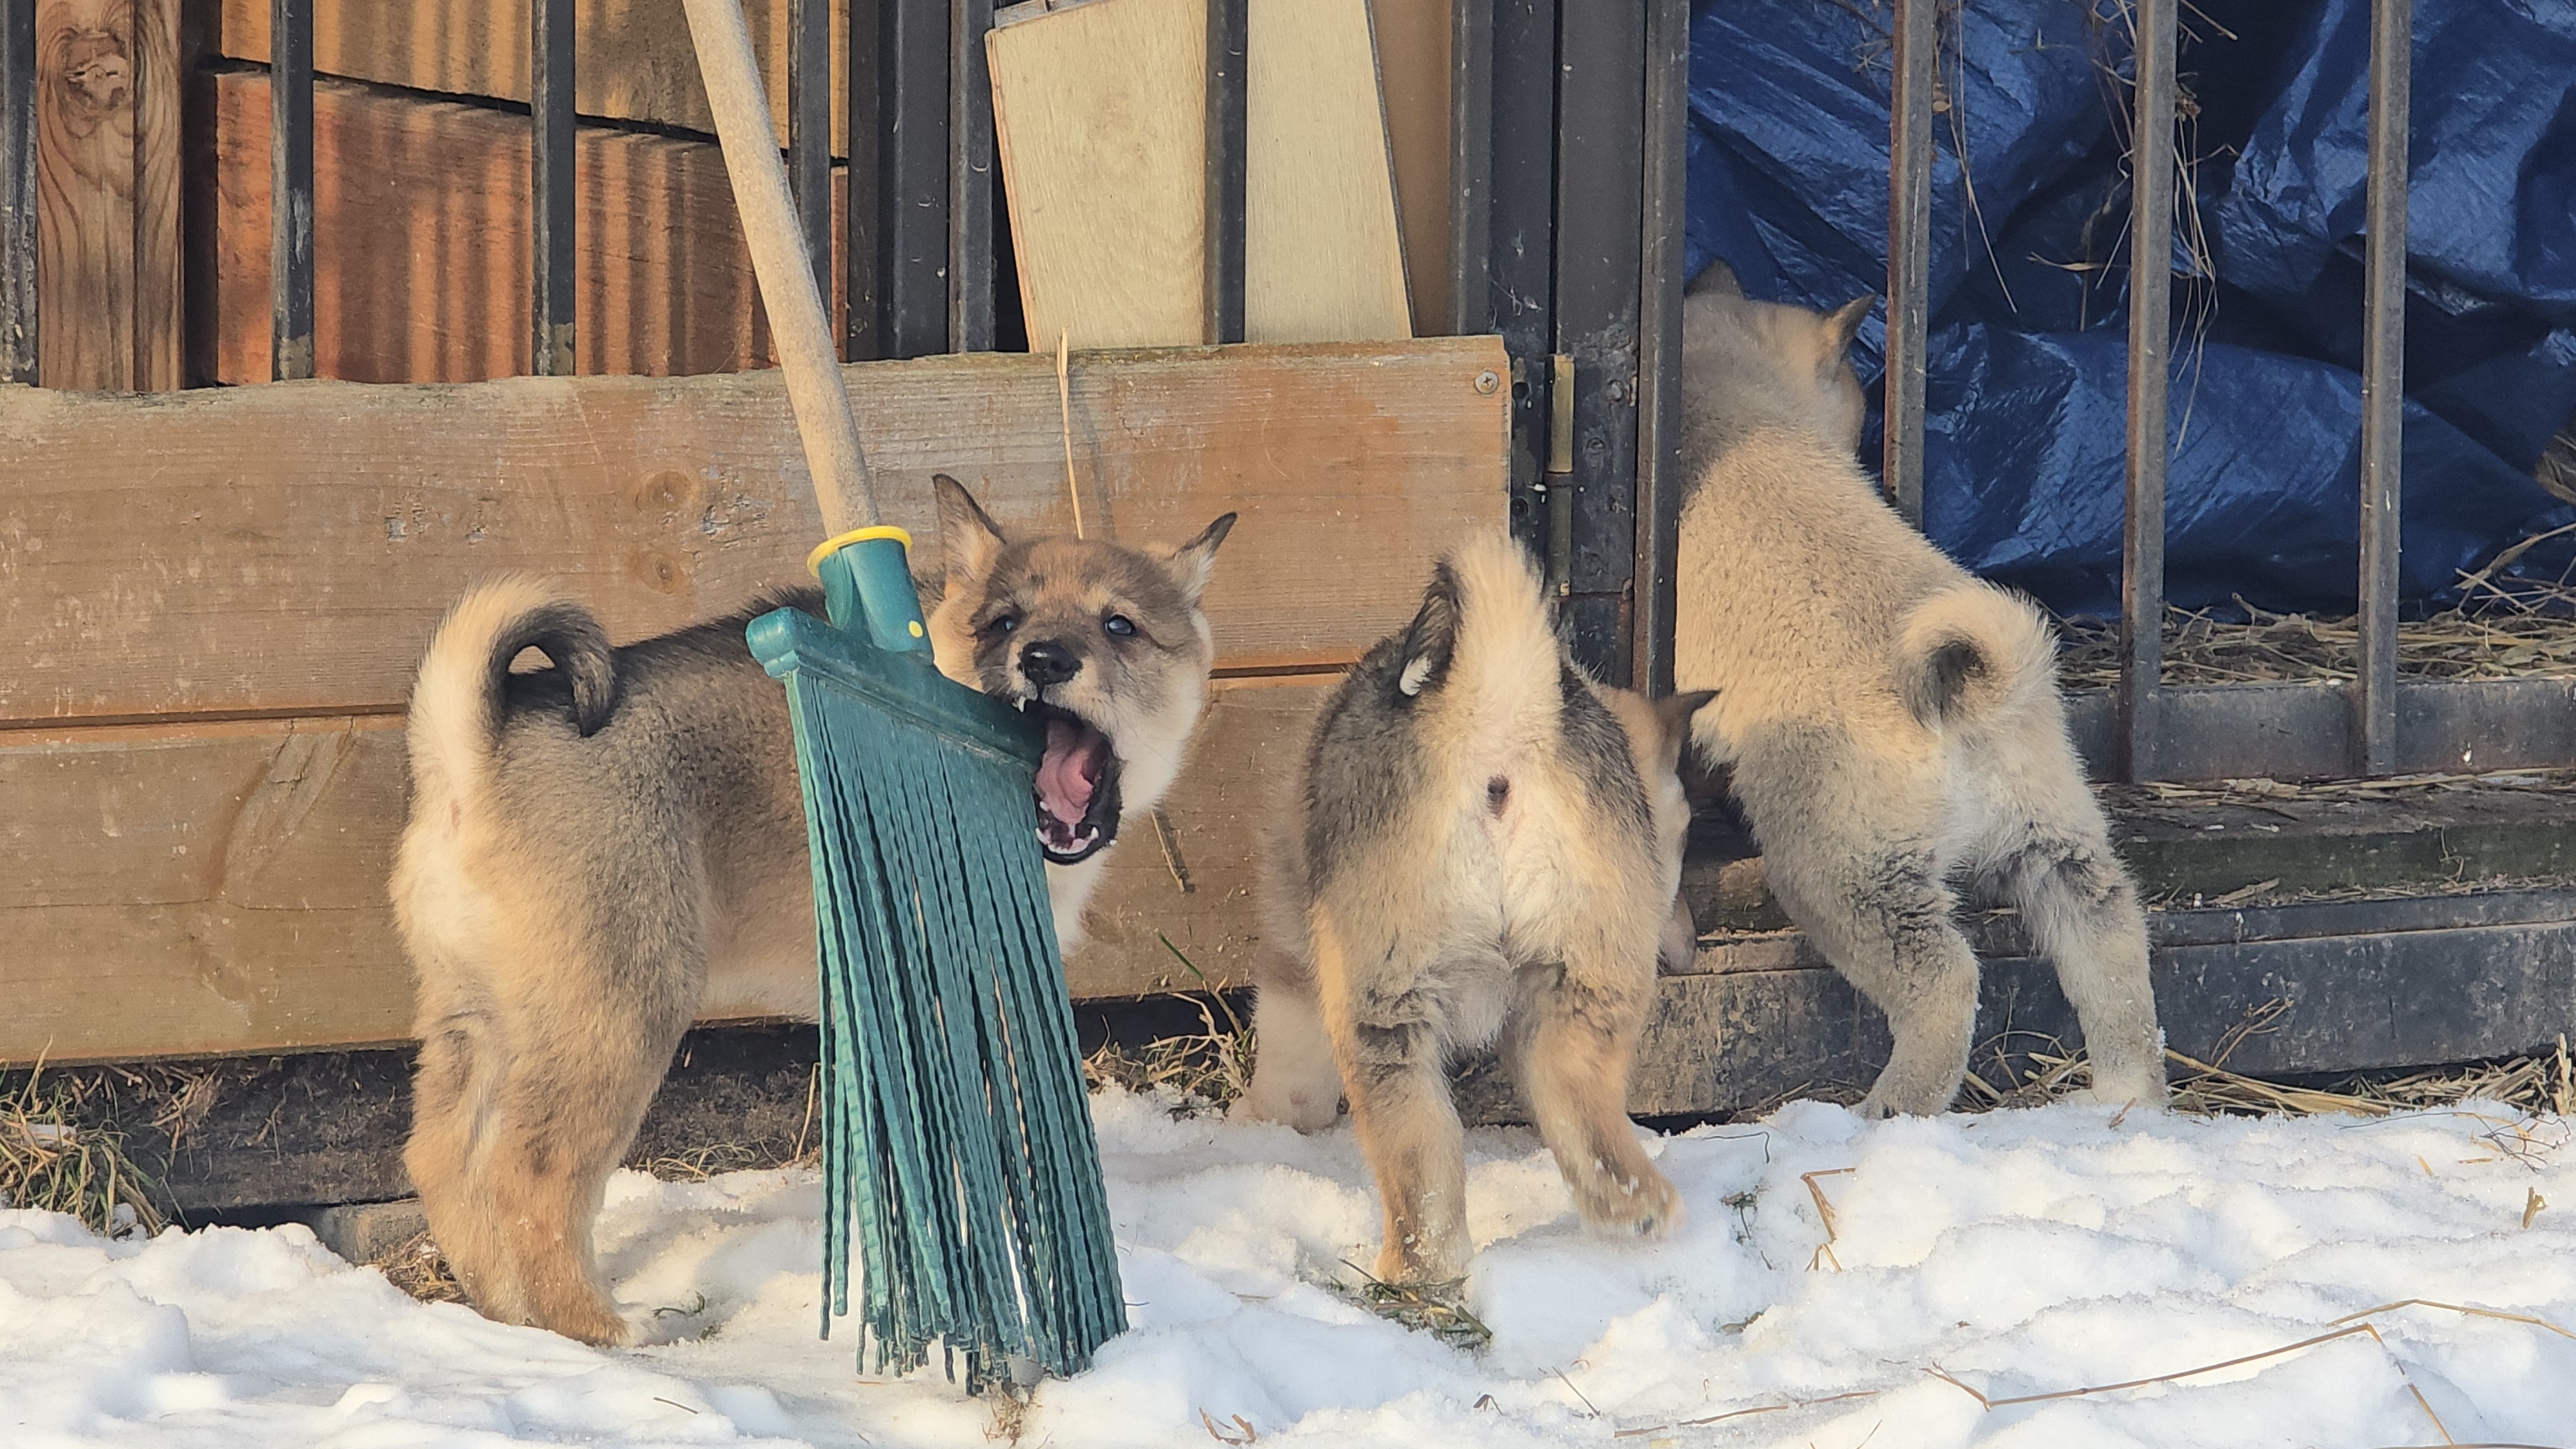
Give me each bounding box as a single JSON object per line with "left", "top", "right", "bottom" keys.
{"left": 1036, "top": 718, "right": 1102, "bottom": 827}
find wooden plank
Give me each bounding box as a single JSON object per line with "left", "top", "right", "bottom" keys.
{"left": 988, "top": 0, "right": 1208, "bottom": 349}
{"left": 215, "top": 0, "right": 847, "bottom": 155}
{"left": 194, "top": 72, "right": 851, "bottom": 384}
{"left": 1602, "top": 918, "right": 2576, "bottom": 1120}
{"left": 0, "top": 676, "right": 1342, "bottom": 1063}
{"left": 1070, "top": 674, "right": 1328, "bottom": 997}
{"left": 1244, "top": 0, "right": 1410, "bottom": 343}
{"left": 34, "top": 0, "right": 180, "bottom": 389}
{"left": 1366, "top": 0, "right": 1449, "bottom": 335}
{"left": 0, "top": 335, "right": 1502, "bottom": 722}
{"left": 0, "top": 715, "right": 417, "bottom": 1065}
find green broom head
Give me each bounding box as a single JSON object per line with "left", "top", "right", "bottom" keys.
{"left": 746, "top": 530, "right": 1127, "bottom": 1388}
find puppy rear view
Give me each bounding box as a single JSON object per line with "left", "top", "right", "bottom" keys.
{"left": 1239, "top": 534, "right": 1712, "bottom": 1284}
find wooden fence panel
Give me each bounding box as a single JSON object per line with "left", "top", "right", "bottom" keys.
{"left": 0, "top": 337, "right": 1508, "bottom": 723}
{"left": 0, "top": 678, "right": 1337, "bottom": 1064}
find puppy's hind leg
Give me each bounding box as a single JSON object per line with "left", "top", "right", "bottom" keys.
{"left": 1318, "top": 923, "right": 1472, "bottom": 1285}
{"left": 1768, "top": 839, "right": 1981, "bottom": 1117}
{"left": 1504, "top": 961, "right": 1679, "bottom": 1241}
{"left": 1985, "top": 821, "right": 2167, "bottom": 1108}
{"left": 1236, "top": 962, "right": 1345, "bottom": 1131}
{"left": 404, "top": 1009, "right": 516, "bottom": 1318}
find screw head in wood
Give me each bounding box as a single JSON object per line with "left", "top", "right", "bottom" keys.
{"left": 1474, "top": 370, "right": 1500, "bottom": 394}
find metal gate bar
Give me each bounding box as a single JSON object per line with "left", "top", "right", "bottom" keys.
{"left": 1203, "top": 0, "right": 1246, "bottom": 345}
{"left": 2119, "top": 0, "right": 2180, "bottom": 782}
{"left": 790, "top": 0, "right": 835, "bottom": 301}
{"left": 1633, "top": 0, "right": 1689, "bottom": 697}
{"left": 531, "top": 0, "right": 576, "bottom": 377}
{"left": 270, "top": 0, "right": 316, "bottom": 381}
{"left": 1882, "top": 0, "right": 1933, "bottom": 527}
{"left": 2357, "top": 0, "right": 2413, "bottom": 775}
{"left": 0, "top": 0, "right": 30, "bottom": 384}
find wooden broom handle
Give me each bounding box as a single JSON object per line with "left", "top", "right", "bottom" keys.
{"left": 679, "top": 0, "right": 880, "bottom": 530}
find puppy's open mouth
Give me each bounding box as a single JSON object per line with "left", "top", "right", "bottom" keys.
{"left": 1025, "top": 700, "right": 1123, "bottom": 865}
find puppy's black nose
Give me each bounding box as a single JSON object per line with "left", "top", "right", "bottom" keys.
{"left": 1019, "top": 640, "right": 1081, "bottom": 686}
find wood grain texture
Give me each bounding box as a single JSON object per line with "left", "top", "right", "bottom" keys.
{"left": 1245, "top": 0, "right": 1409, "bottom": 343}
{"left": 0, "top": 678, "right": 1339, "bottom": 1063}
{"left": 0, "top": 335, "right": 1508, "bottom": 722}
{"left": 1365, "top": 0, "right": 1448, "bottom": 335}
{"left": 215, "top": 0, "right": 847, "bottom": 154}
{"left": 988, "top": 0, "right": 1208, "bottom": 349}
{"left": 1070, "top": 674, "right": 1327, "bottom": 997}
{"left": 35, "top": 0, "right": 181, "bottom": 390}
{"left": 196, "top": 73, "right": 850, "bottom": 384}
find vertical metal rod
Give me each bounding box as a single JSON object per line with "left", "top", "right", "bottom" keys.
{"left": 530, "top": 0, "right": 576, "bottom": 376}
{"left": 1203, "top": 0, "right": 1246, "bottom": 345}
{"left": 1633, "top": 0, "right": 1689, "bottom": 697}
{"left": 886, "top": 0, "right": 951, "bottom": 357}
{"left": 271, "top": 0, "right": 317, "bottom": 380}
{"left": 0, "top": 0, "right": 33, "bottom": 384}
{"left": 2357, "top": 0, "right": 2411, "bottom": 777}
{"left": 1550, "top": 0, "right": 1646, "bottom": 681}
{"left": 1881, "top": 0, "right": 1932, "bottom": 525}
{"left": 789, "top": 0, "right": 833, "bottom": 304}
{"left": 845, "top": 0, "right": 885, "bottom": 358}
{"left": 1443, "top": 0, "right": 1491, "bottom": 339}
{"left": 949, "top": 0, "right": 995, "bottom": 351}
{"left": 1488, "top": 0, "right": 1557, "bottom": 559}
{"left": 2118, "top": 0, "right": 2178, "bottom": 784}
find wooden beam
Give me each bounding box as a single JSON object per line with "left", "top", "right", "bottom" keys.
{"left": 214, "top": 0, "right": 848, "bottom": 155}
{"left": 193, "top": 72, "right": 842, "bottom": 384}
{"left": 34, "top": 0, "right": 180, "bottom": 389}
{"left": 0, "top": 335, "right": 1505, "bottom": 722}
{"left": 0, "top": 676, "right": 1342, "bottom": 1064}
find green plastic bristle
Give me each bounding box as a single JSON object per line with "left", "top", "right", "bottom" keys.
{"left": 748, "top": 537, "right": 1125, "bottom": 1387}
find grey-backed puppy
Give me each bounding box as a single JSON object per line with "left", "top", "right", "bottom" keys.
{"left": 1672, "top": 262, "right": 2166, "bottom": 1116}
{"left": 1236, "top": 533, "right": 1713, "bottom": 1284}
{"left": 392, "top": 475, "right": 1231, "bottom": 1346}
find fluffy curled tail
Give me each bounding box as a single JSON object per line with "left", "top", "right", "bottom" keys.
{"left": 1895, "top": 581, "right": 2057, "bottom": 730}
{"left": 1391, "top": 530, "right": 1561, "bottom": 718}
{"left": 408, "top": 579, "right": 614, "bottom": 804}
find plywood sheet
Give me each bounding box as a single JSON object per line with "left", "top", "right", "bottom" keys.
{"left": 0, "top": 335, "right": 1508, "bottom": 722}
{"left": 988, "top": 0, "right": 1209, "bottom": 349}
{"left": 1245, "top": 0, "right": 1410, "bottom": 343}
{"left": 0, "top": 677, "right": 1340, "bottom": 1063}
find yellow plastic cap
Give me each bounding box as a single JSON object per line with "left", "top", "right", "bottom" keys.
{"left": 807, "top": 526, "right": 914, "bottom": 577}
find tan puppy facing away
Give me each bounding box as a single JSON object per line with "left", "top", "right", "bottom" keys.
{"left": 392, "top": 476, "right": 1232, "bottom": 1345}
{"left": 1237, "top": 533, "right": 1713, "bottom": 1284}
{"left": 1672, "top": 261, "right": 2166, "bottom": 1116}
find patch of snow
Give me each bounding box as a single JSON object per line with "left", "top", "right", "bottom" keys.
{"left": 3, "top": 1090, "right": 2573, "bottom": 1446}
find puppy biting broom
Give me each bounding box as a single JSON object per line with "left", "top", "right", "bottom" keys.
{"left": 1236, "top": 533, "right": 1712, "bottom": 1284}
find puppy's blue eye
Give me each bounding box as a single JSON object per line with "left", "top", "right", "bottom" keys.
{"left": 985, "top": 613, "right": 1019, "bottom": 637}
{"left": 1103, "top": 614, "right": 1137, "bottom": 638}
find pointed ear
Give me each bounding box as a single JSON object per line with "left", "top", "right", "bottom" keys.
{"left": 1652, "top": 689, "right": 1719, "bottom": 768}
{"left": 1686, "top": 258, "right": 1742, "bottom": 298}
{"left": 1821, "top": 294, "right": 1875, "bottom": 363}
{"left": 932, "top": 473, "right": 1007, "bottom": 586}
{"left": 1164, "top": 512, "right": 1236, "bottom": 605}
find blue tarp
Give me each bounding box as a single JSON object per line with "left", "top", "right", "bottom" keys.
{"left": 1685, "top": 0, "right": 2576, "bottom": 618}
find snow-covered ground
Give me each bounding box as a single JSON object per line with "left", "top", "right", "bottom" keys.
{"left": 6, "top": 1088, "right": 2576, "bottom": 1447}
